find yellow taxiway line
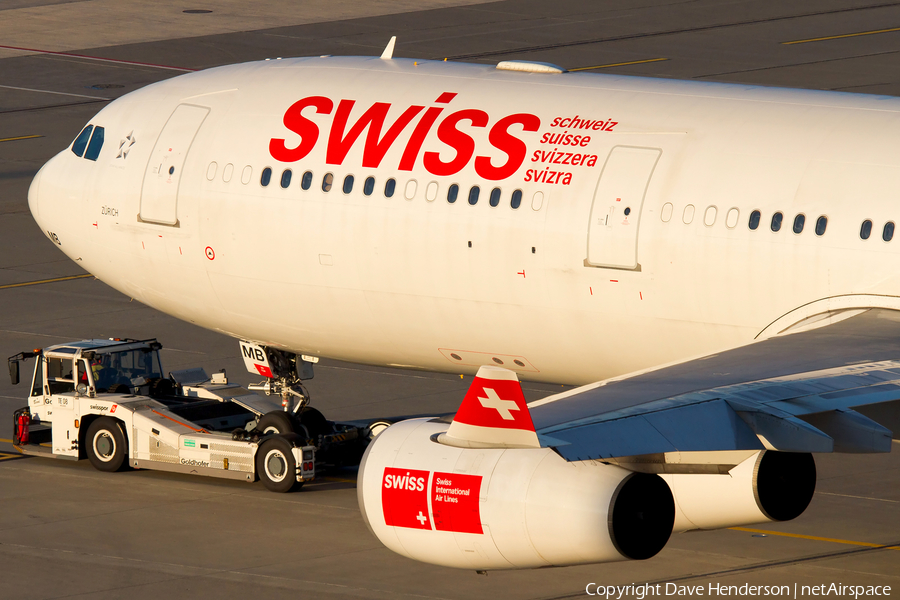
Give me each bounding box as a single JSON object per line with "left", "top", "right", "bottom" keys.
{"left": 569, "top": 57, "right": 668, "bottom": 72}
{"left": 784, "top": 27, "right": 900, "bottom": 45}
{"left": 731, "top": 527, "right": 900, "bottom": 551}
{"left": 0, "top": 134, "right": 43, "bottom": 143}
{"left": 0, "top": 274, "right": 93, "bottom": 290}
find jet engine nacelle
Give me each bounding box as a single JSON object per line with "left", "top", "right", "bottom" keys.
{"left": 665, "top": 450, "right": 816, "bottom": 532}
{"left": 357, "top": 418, "right": 676, "bottom": 570}
{"left": 359, "top": 419, "right": 819, "bottom": 571}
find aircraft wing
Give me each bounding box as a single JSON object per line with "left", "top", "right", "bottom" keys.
{"left": 530, "top": 308, "right": 900, "bottom": 463}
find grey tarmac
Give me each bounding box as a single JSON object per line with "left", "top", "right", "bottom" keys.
{"left": 1, "top": 1, "right": 898, "bottom": 598}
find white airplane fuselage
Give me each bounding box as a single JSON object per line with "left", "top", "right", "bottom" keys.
{"left": 28, "top": 56, "right": 900, "bottom": 385}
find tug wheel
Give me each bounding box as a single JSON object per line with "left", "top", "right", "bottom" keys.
{"left": 257, "top": 436, "right": 297, "bottom": 493}
{"left": 86, "top": 417, "right": 127, "bottom": 472}
{"left": 256, "top": 411, "right": 295, "bottom": 435}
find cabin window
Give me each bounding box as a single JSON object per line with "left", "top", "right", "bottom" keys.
{"left": 884, "top": 222, "right": 895, "bottom": 242}
{"left": 206, "top": 162, "right": 217, "bottom": 181}
{"left": 260, "top": 167, "right": 272, "bottom": 187}
{"left": 704, "top": 206, "right": 717, "bottom": 226}
{"left": 384, "top": 178, "right": 396, "bottom": 198}
{"left": 793, "top": 214, "right": 805, "bottom": 234}
{"left": 343, "top": 174, "right": 354, "bottom": 194}
{"left": 425, "top": 181, "right": 438, "bottom": 202}
{"left": 84, "top": 126, "right": 104, "bottom": 161}
{"left": 322, "top": 173, "right": 333, "bottom": 192}
{"left": 222, "top": 163, "right": 234, "bottom": 183}
{"left": 280, "top": 169, "right": 292, "bottom": 188}
{"left": 725, "top": 207, "right": 739, "bottom": 229}
{"left": 860, "top": 219, "right": 872, "bottom": 240}
{"left": 363, "top": 177, "right": 375, "bottom": 196}
{"left": 771, "top": 212, "right": 783, "bottom": 232}
{"left": 815, "top": 216, "right": 827, "bottom": 236}
{"left": 489, "top": 188, "right": 501, "bottom": 207}
{"left": 511, "top": 189, "right": 522, "bottom": 209}
{"left": 661, "top": 202, "right": 673, "bottom": 222}
{"left": 683, "top": 204, "right": 695, "bottom": 224}
{"left": 71, "top": 125, "right": 93, "bottom": 157}
{"left": 748, "top": 210, "right": 761, "bottom": 230}
{"left": 532, "top": 191, "right": 544, "bottom": 211}
{"left": 447, "top": 184, "right": 459, "bottom": 203}
{"left": 241, "top": 165, "right": 252, "bottom": 185}
{"left": 404, "top": 179, "right": 417, "bottom": 200}
{"left": 468, "top": 186, "right": 480, "bottom": 206}
{"left": 301, "top": 171, "right": 312, "bottom": 190}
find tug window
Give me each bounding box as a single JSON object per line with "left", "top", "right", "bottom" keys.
{"left": 47, "top": 357, "right": 74, "bottom": 395}
{"left": 280, "top": 169, "right": 292, "bottom": 188}
{"left": 468, "top": 186, "right": 480, "bottom": 206}
{"left": 363, "top": 177, "right": 375, "bottom": 196}
{"left": 748, "top": 210, "right": 761, "bottom": 230}
{"left": 343, "top": 174, "right": 354, "bottom": 194}
{"left": 301, "top": 171, "right": 312, "bottom": 190}
{"left": 384, "top": 178, "right": 396, "bottom": 198}
{"left": 489, "top": 188, "right": 501, "bottom": 207}
{"left": 447, "top": 184, "right": 459, "bottom": 203}
{"left": 322, "top": 173, "right": 333, "bottom": 192}
{"left": 84, "top": 126, "right": 104, "bottom": 161}
{"left": 792, "top": 214, "right": 805, "bottom": 234}
{"left": 860, "top": 219, "right": 872, "bottom": 240}
{"left": 511, "top": 189, "right": 523, "bottom": 209}
{"left": 815, "top": 216, "right": 828, "bottom": 236}
{"left": 260, "top": 167, "right": 272, "bottom": 187}
{"left": 71, "top": 125, "right": 93, "bottom": 157}
{"left": 771, "top": 212, "right": 783, "bottom": 232}
{"left": 884, "top": 222, "right": 895, "bottom": 242}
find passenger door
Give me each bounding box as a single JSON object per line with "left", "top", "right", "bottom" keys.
{"left": 586, "top": 146, "right": 661, "bottom": 270}
{"left": 140, "top": 104, "right": 210, "bottom": 226}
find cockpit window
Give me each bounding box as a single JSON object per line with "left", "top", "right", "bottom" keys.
{"left": 72, "top": 125, "right": 93, "bottom": 157}
{"left": 84, "top": 126, "right": 105, "bottom": 161}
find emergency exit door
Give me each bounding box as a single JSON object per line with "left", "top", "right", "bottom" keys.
{"left": 139, "top": 104, "right": 209, "bottom": 226}
{"left": 586, "top": 146, "right": 661, "bottom": 269}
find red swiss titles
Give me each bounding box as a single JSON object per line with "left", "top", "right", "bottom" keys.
{"left": 269, "top": 93, "right": 540, "bottom": 181}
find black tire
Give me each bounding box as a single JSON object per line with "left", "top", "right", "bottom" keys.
{"left": 296, "top": 406, "right": 331, "bottom": 438}
{"left": 256, "top": 411, "right": 295, "bottom": 435}
{"left": 86, "top": 417, "right": 127, "bottom": 472}
{"left": 256, "top": 436, "right": 297, "bottom": 493}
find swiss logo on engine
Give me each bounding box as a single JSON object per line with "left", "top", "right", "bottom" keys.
{"left": 431, "top": 472, "right": 483, "bottom": 534}
{"left": 382, "top": 467, "right": 431, "bottom": 530}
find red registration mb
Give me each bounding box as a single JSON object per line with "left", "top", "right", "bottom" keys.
{"left": 431, "top": 471, "right": 483, "bottom": 534}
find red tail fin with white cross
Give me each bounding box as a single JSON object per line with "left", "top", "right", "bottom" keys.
{"left": 439, "top": 365, "right": 540, "bottom": 449}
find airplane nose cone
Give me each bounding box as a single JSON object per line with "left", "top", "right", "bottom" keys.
{"left": 28, "top": 166, "right": 43, "bottom": 220}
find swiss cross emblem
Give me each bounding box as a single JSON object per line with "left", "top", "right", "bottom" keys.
{"left": 477, "top": 387, "right": 519, "bottom": 420}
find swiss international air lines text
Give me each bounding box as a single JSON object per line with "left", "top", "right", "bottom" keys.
{"left": 268, "top": 93, "right": 616, "bottom": 187}
{"left": 382, "top": 468, "right": 482, "bottom": 534}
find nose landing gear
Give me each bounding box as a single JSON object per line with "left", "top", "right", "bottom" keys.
{"left": 242, "top": 343, "right": 316, "bottom": 416}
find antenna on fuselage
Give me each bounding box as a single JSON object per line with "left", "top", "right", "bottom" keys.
{"left": 380, "top": 36, "right": 397, "bottom": 60}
